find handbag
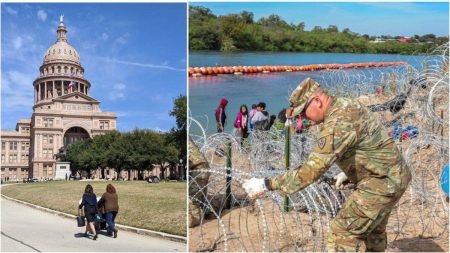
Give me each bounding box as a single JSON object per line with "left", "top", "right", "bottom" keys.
{"left": 77, "top": 209, "right": 86, "bottom": 227}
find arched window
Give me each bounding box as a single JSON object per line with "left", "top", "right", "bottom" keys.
{"left": 64, "top": 66, "right": 68, "bottom": 74}
{"left": 58, "top": 66, "right": 61, "bottom": 73}
{"left": 51, "top": 67, "right": 55, "bottom": 74}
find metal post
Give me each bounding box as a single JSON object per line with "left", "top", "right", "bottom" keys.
{"left": 226, "top": 142, "right": 232, "bottom": 209}
{"left": 284, "top": 125, "right": 291, "bottom": 212}
{"left": 440, "top": 110, "right": 444, "bottom": 158}
{"left": 399, "top": 117, "right": 403, "bottom": 153}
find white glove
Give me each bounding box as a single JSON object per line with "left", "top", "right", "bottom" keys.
{"left": 242, "top": 178, "right": 267, "bottom": 199}
{"left": 334, "top": 172, "right": 348, "bottom": 190}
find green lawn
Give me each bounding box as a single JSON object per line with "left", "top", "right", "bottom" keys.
{"left": 1, "top": 181, "right": 187, "bottom": 236}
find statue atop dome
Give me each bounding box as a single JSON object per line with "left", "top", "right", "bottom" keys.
{"left": 60, "top": 15, "right": 64, "bottom": 23}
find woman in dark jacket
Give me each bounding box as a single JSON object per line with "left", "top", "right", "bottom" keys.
{"left": 79, "top": 184, "right": 98, "bottom": 240}
{"left": 99, "top": 184, "right": 119, "bottom": 238}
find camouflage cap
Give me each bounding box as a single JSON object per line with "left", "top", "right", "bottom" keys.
{"left": 289, "top": 77, "right": 321, "bottom": 116}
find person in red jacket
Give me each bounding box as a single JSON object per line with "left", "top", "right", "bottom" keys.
{"left": 215, "top": 98, "right": 228, "bottom": 132}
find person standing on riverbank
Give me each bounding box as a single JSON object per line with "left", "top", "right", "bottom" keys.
{"left": 251, "top": 102, "right": 270, "bottom": 130}
{"left": 243, "top": 77, "right": 411, "bottom": 251}
{"left": 215, "top": 98, "right": 228, "bottom": 133}
{"left": 234, "top": 104, "right": 249, "bottom": 144}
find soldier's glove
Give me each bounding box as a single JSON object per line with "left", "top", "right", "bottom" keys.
{"left": 334, "top": 172, "right": 349, "bottom": 190}
{"left": 242, "top": 178, "right": 267, "bottom": 199}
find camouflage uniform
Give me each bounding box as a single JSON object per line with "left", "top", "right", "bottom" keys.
{"left": 188, "top": 137, "right": 211, "bottom": 228}
{"left": 266, "top": 78, "right": 412, "bottom": 252}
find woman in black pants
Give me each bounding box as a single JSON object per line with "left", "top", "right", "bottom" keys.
{"left": 79, "top": 184, "right": 98, "bottom": 240}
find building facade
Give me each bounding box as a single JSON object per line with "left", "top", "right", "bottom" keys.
{"left": 1, "top": 18, "right": 118, "bottom": 181}
{"left": 1, "top": 18, "right": 184, "bottom": 182}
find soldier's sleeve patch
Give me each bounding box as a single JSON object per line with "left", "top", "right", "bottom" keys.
{"left": 318, "top": 137, "right": 326, "bottom": 149}
{"left": 313, "top": 128, "right": 334, "bottom": 154}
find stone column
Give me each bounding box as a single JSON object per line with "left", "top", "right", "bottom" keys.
{"left": 34, "top": 86, "right": 37, "bottom": 103}
{"left": 44, "top": 82, "right": 47, "bottom": 100}
{"left": 38, "top": 83, "right": 41, "bottom": 101}
{"left": 53, "top": 80, "right": 56, "bottom": 98}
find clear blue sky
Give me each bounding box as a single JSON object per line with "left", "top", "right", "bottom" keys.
{"left": 1, "top": 3, "right": 187, "bottom": 132}
{"left": 193, "top": 2, "right": 449, "bottom": 37}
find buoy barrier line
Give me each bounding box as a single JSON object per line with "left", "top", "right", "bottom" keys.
{"left": 188, "top": 61, "right": 408, "bottom": 77}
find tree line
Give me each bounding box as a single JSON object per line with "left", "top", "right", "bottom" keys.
{"left": 65, "top": 95, "right": 186, "bottom": 181}
{"left": 189, "top": 6, "right": 448, "bottom": 55}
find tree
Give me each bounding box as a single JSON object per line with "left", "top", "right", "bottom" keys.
{"left": 169, "top": 95, "right": 186, "bottom": 162}
{"left": 240, "top": 11, "right": 254, "bottom": 24}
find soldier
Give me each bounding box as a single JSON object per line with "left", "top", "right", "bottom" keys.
{"left": 188, "top": 137, "right": 211, "bottom": 228}
{"left": 243, "top": 78, "right": 411, "bottom": 252}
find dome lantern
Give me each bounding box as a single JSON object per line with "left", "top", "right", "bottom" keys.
{"left": 56, "top": 15, "right": 68, "bottom": 42}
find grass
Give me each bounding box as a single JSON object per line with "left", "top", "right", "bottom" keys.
{"left": 1, "top": 180, "right": 187, "bottom": 236}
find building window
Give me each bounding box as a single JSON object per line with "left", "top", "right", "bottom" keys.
{"left": 43, "top": 164, "right": 52, "bottom": 177}
{"left": 21, "top": 154, "right": 28, "bottom": 163}
{"left": 21, "top": 127, "right": 30, "bottom": 133}
{"left": 43, "top": 135, "right": 53, "bottom": 144}
{"left": 43, "top": 148, "right": 53, "bottom": 158}
{"left": 1, "top": 154, "right": 5, "bottom": 163}
{"left": 1, "top": 142, "right": 5, "bottom": 151}
{"left": 9, "top": 142, "right": 17, "bottom": 151}
{"left": 22, "top": 142, "right": 30, "bottom": 151}
{"left": 100, "top": 120, "right": 110, "bottom": 130}
{"left": 43, "top": 118, "right": 54, "bottom": 127}
{"left": 21, "top": 169, "right": 27, "bottom": 179}
{"left": 9, "top": 154, "right": 17, "bottom": 163}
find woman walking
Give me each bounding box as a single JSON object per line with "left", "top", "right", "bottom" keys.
{"left": 99, "top": 184, "right": 119, "bottom": 238}
{"left": 79, "top": 184, "right": 98, "bottom": 240}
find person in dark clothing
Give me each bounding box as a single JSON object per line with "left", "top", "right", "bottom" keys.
{"left": 215, "top": 98, "right": 228, "bottom": 132}
{"left": 99, "top": 184, "right": 119, "bottom": 238}
{"left": 79, "top": 184, "right": 98, "bottom": 240}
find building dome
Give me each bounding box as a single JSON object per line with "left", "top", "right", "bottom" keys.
{"left": 43, "top": 42, "right": 80, "bottom": 65}
{"left": 43, "top": 18, "right": 81, "bottom": 66}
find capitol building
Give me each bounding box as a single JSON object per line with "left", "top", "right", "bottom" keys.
{"left": 1, "top": 18, "right": 119, "bottom": 181}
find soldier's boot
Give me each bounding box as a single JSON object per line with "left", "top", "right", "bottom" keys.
{"left": 365, "top": 212, "right": 390, "bottom": 252}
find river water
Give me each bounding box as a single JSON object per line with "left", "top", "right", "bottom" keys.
{"left": 189, "top": 51, "right": 434, "bottom": 135}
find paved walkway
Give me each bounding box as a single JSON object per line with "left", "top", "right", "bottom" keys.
{"left": 1, "top": 197, "right": 186, "bottom": 252}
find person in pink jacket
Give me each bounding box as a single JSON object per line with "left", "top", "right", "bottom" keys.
{"left": 234, "top": 105, "right": 249, "bottom": 144}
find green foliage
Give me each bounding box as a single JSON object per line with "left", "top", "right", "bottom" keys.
{"left": 66, "top": 130, "right": 181, "bottom": 180}
{"left": 189, "top": 6, "right": 449, "bottom": 54}
{"left": 169, "top": 95, "right": 187, "bottom": 164}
